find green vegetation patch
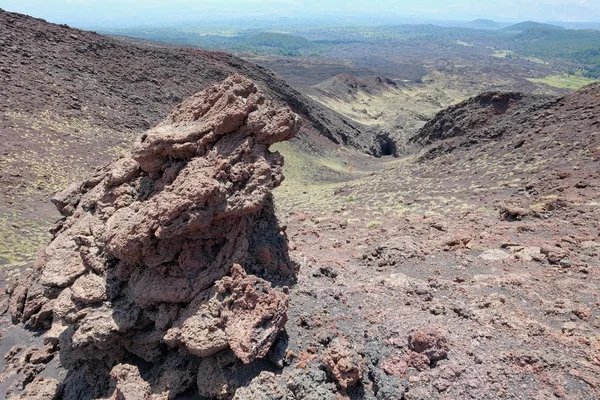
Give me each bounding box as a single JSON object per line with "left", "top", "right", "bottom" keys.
{"left": 527, "top": 74, "right": 598, "bottom": 90}
{"left": 0, "top": 212, "right": 52, "bottom": 269}
{"left": 509, "top": 28, "right": 600, "bottom": 78}
{"left": 271, "top": 141, "right": 363, "bottom": 212}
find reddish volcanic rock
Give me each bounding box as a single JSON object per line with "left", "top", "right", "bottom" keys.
{"left": 108, "top": 364, "right": 152, "bottom": 400}
{"left": 321, "top": 337, "right": 363, "bottom": 390}
{"left": 382, "top": 353, "right": 408, "bottom": 378}
{"left": 408, "top": 326, "right": 449, "bottom": 362}
{"left": 19, "top": 376, "right": 60, "bottom": 400}
{"left": 8, "top": 74, "right": 300, "bottom": 399}
{"left": 164, "top": 264, "right": 289, "bottom": 363}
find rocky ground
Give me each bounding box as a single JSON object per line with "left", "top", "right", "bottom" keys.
{"left": 1, "top": 8, "right": 600, "bottom": 400}
{"left": 269, "top": 84, "right": 600, "bottom": 399}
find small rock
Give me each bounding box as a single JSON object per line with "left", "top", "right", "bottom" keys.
{"left": 405, "top": 350, "right": 430, "bottom": 371}
{"left": 233, "top": 372, "right": 288, "bottom": 400}
{"left": 499, "top": 205, "right": 529, "bottom": 220}
{"left": 321, "top": 337, "right": 363, "bottom": 390}
{"left": 479, "top": 249, "right": 511, "bottom": 261}
{"left": 408, "top": 326, "right": 449, "bottom": 362}
{"left": 381, "top": 353, "right": 408, "bottom": 378}
{"left": 514, "top": 246, "right": 542, "bottom": 262}
{"left": 20, "top": 376, "right": 60, "bottom": 400}
{"left": 541, "top": 246, "right": 569, "bottom": 264}
{"left": 559, "top": 259, "right": 573, "bottom": 268}
{"left": 429, "top": 221, "right": 447, "bottom": 231}
{"left": 28, "top": 343, "right": 55, "bottom": 364}
{"left": 452, "top": 302, "right": 474, "bottom": 319}
{"left": 562, "top": 322, "right": 577, "bottom": 336}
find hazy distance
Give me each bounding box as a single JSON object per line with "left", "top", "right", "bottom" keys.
{"left": 2, "top": 0, "right": 600, "bottom": 29}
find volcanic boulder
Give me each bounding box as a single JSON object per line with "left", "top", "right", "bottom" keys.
{"left": 8, "top": 74, "right": 301, "bottom": 398}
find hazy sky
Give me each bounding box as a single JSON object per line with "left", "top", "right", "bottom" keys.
{"left": 2, "top": 0, "right": 600, "bottom": 27}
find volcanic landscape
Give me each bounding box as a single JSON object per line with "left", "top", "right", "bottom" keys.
{"left": 0, "top": 8, "right": 599, "bottom": 400}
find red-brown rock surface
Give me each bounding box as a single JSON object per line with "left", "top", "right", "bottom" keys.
{"left": 408, "top": 326, "right": 449, "bottom": 362}
{"left": 321, "top": 337, "right": 363, "bottom": 390}
{"left": 7, "top": 74, "right": 300, "bottom": 399}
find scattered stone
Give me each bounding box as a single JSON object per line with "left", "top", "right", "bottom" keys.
{"left": 562, "top": 322, "right": 577, "bottom": 336}
{"left": 580, "top": 241, "right": 600, "bottom": 250}
{"left": 478, "top": 249, "right": 511, "bottom": 261}
{"left": 404, "top": 386, "right": 436, "bottom": 400}
{"left": 541, "top": 246, "right": 569, "bottom": 264}
{"left": 382, "top": 353, "right": 408, "bottom": 378}
{"left": 451, "top": 302, "right": 474, "bottom": 319}
{"left": 429, "top": 221, "right": 448, "bottom": 231}
{"left": 313, "top": 266, "right": 338, "bottom": 279}
{"left": 442, "top": 235, "right": 472, "bottom": 249}
{"left": 405, "top": 351, "right": 430, "bottom": 372}
{"left": 322, "top": 337, "right": 363, "bottom": 390}
{"left": 431, "top": 363, "right": 464, "bottom": 393}
{"left": 20, "top": 376, "right": 60, "bottom": 400}
{"left": 499, "top": 205, "right": 529, "bottom": 220}
{"left": 514, "top": 246, "right": 543, "bottom": 262}
{"left": 580, "top": 241, "right": 600, "bottom": 256}
{"left": 408, "top": 326, "right": 449, "bottom": 362}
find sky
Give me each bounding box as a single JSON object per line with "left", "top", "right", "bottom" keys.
{"left": 1, "top": 0, "right": 600, "bottom": 28}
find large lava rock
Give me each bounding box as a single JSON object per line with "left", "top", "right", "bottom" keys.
{"left": 8, "top": 74, "right": 301, "bottom": 398}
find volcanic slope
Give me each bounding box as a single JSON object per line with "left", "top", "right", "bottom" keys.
{"left": 307, "top": 70, "right": 569, "bottom": 150}
{"left": 267, "top": 83, "right": 600, "bottom": 399}
{"left": 0, "top": 9, "right": 387, "bottom": 274}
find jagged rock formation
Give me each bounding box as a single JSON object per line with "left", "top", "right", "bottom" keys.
{"left": 8, "top": 74, "right": 300, "bottom": 399}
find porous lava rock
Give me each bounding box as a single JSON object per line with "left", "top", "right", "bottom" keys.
{"left": 17, "top": 376, "right": 60, "bottom": 400}
{"left": 408, "top": 326, "right": 449, "bottom": 363}
{"left": 8, "top": 74, "right": 301, "bottom": 398}
{"left": 108, "top": 364, "right": 152, "bottom": 400}
{"left": 321, "top": 337, "right": 364, "bottom": 390}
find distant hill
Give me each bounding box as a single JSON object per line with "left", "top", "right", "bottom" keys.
{"left": 467, "top": 19, "right": 501, "bottom": 29}
{"left": 552, "top": 21, "right": 600, "bottom": 31}
{"left": 508, "top": 27, "right": 600, "bottom": 78}
{"left": 502, "top": 21, "right": 565, "bottom": 32}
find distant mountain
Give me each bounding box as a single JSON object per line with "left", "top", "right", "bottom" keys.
{"left": 502, "top": 21, "right": 565, "bottom": 32}
{"left": 551, "top": 21, "right": 600, "bottom": 31}
{"left": 467, "top": 19, "right": 501, "bottom": 30}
